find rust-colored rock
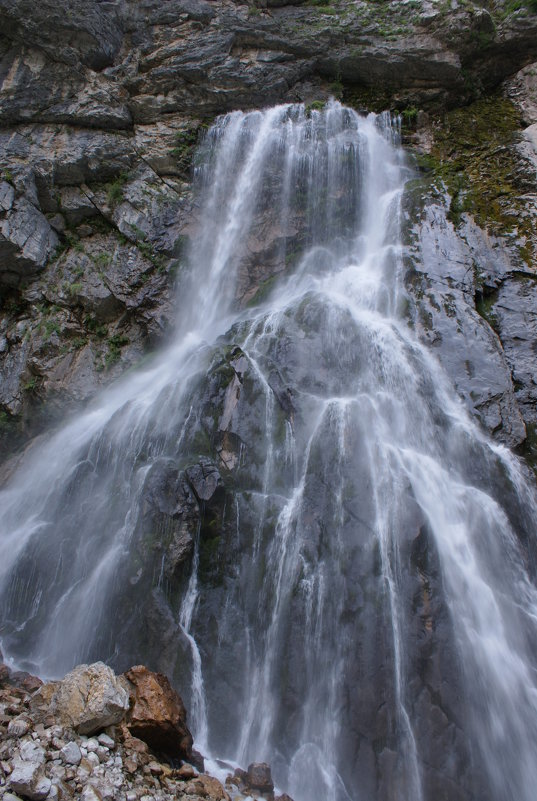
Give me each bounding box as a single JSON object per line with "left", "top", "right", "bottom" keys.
{"left": 184, "top": 775, "right": 230, "bottom": 800}
{"left": 122, "top": 665, "right": 193, "bottom": 760}
{"left": 198, "top": 774, "right": 230, "bottom": 800}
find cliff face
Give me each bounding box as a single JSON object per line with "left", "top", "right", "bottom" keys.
{"left": 2, "top": 7, "right": 537, "bottom": 800}
{"left": 1, "top": 0, "right": 537, "bottom": 462}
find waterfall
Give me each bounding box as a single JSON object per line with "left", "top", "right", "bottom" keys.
{"left": 2, "top": 101, "right": 537, "bottom": 801}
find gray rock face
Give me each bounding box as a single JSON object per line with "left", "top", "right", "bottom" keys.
{"left": 505, "top": 60, "right": 537, "bottom": 125}
{"left": 0, "top": 0, "right": 536, "bottom": 460}
{"left": 405, "top": 195, "right": 527, "bottom": 447}
{"left": 0, "top": 0, "right": 123, "bottom": 69}
{"left": 0, "top": 194, "right": 58, "bottom": 288}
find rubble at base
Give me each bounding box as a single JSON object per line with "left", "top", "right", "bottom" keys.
{"left": 0, "top": 660, "right": 292, "bottom": 801}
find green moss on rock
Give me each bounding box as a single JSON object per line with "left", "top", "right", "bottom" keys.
{"left": 426, "top": 96, "right": 536, "bottom": 264}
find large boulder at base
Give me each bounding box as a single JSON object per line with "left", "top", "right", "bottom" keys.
{"left": 49, "top": 661, "right": 130, "bottom": 734}
{"left": 122, "top": 664, "right": 193, "bottom": 759}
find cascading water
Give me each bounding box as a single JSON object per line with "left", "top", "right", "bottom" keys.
{"left": 2, "top": 101, "right": 537, "bottom": 801}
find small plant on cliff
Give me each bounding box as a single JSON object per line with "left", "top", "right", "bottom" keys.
{"left": 64, "top": 231, "right": 84, "bottom": 253}
{"left": 106, "top": 172, "right": 129, "bottom": 207}
{"left": 105, "top": 333, "right": 130, "bottom": 368}
{"left": 66, "top": 282, "right": 83, "bottom": 298}
{"left": 93, "top": 252, "right": 113, "bottom": 269}
{"left": 305, "top": 100, "right": 327, "bottom": 116}
{"left": 42, "top": 319, "right": 61, "bottom": 340}
{"left": 84, "top": 314, "right": 107, "bottom": 338}
{"left": 23, "top": 376, "right": 39, "bottom": 393}
{"left": 503, "top": 0, "right": 537, "bottom": 14}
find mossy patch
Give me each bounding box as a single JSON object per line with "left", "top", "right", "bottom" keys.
{"left": 343, "top": 84, "right": 395, "bottom": 114}
{"left": 170, "top": 124, "right": 208, "bottom": 175}
{"left": 105, "top": 171, "right": 129, "bottom": 208}
{"left": 424, "top": 95, "right": 536, "bottom": 265}
{"left": 475, "top": 288, "right": 500, "bottom": 334}
{"left": 246, "top": 274, "right": 279, "bottom": 307}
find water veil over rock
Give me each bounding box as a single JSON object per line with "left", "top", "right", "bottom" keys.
{"left": 2, "top": 101, "right": 537, "bottom": 801}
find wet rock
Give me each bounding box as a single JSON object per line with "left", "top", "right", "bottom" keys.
{"left": 190, "top": 748, "right": 205, "bottom": 773}
{"left": 177, "top": 762, "right": 198, "bottom": 779}
{"left": 49, "top": 662, "right": 130, "bottom": 735}
{"left": 12, "top": 673, "right": 42, "bottom": 693}
{"left": 197, "top": 774, "right": 231, "bottom": 799}
{"left": 122, "top": 665, "right": 193, "bottom": 760}
{"left": 247, "top": 762, "right": 274, "bottom": 793}
{"left": 185, "top": 459, "right": 223, "bottom": 502}
{"left": 407, "top": 197, "right": 527, "bottom": 447}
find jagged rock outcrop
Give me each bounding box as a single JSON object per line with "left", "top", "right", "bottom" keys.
{"left": 48, "top": 662, "right": 130, "bottom": 735}
{"left": 123, "top": 665, "right": 193, "bottom": 760}
{"left": 1, "top": 0, "right": 537, "bottom": 458}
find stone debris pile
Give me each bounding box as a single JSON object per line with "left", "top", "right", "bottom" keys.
{"left": 0, "top": 659, "right": 290, "bottom": 801}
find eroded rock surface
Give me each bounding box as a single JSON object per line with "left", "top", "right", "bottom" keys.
{"left": 49, "top": 662, "right": 130, "bottom": 735}
{"left": 123, "top": 665, "right": 193, "bottom": 760}
{"left": 0, "top": 0, "right": 537, "bottom": 459}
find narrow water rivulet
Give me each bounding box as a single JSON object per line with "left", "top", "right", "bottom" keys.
{"left": 2, "top": 102, "right": 537, "bottom": 801}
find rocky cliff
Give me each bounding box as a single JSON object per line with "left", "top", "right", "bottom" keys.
{"left": 1, "top": 0, "right": 537, "bottom": 465}
{"left": 2, "top": 5, "right": 537, "bottom": 801}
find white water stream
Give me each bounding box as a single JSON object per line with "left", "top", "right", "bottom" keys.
{"left": 2, "top": 102, "right": 537, "bottom": 801}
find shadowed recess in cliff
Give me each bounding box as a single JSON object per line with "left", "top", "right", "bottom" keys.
{"left": 2, "top": 102, "right": 537, "bottom": 801}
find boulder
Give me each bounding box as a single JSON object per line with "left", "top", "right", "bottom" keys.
{"left": 122, "top": 665, "right": 193, "bottom": 759}
{"left": 49, "top": 662, "right": 130, "bottom": 735}
{"left": 10, "top": 671, "right": 43, "bottom": 693}
{"left": 8, "top": 758, "right": 51, "bottom": 801}
{"left": 184, "top": 774, "right": 230, "bottom": 800}
{"left": 247, "top": 762, "right": 274, "bottom": 793}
